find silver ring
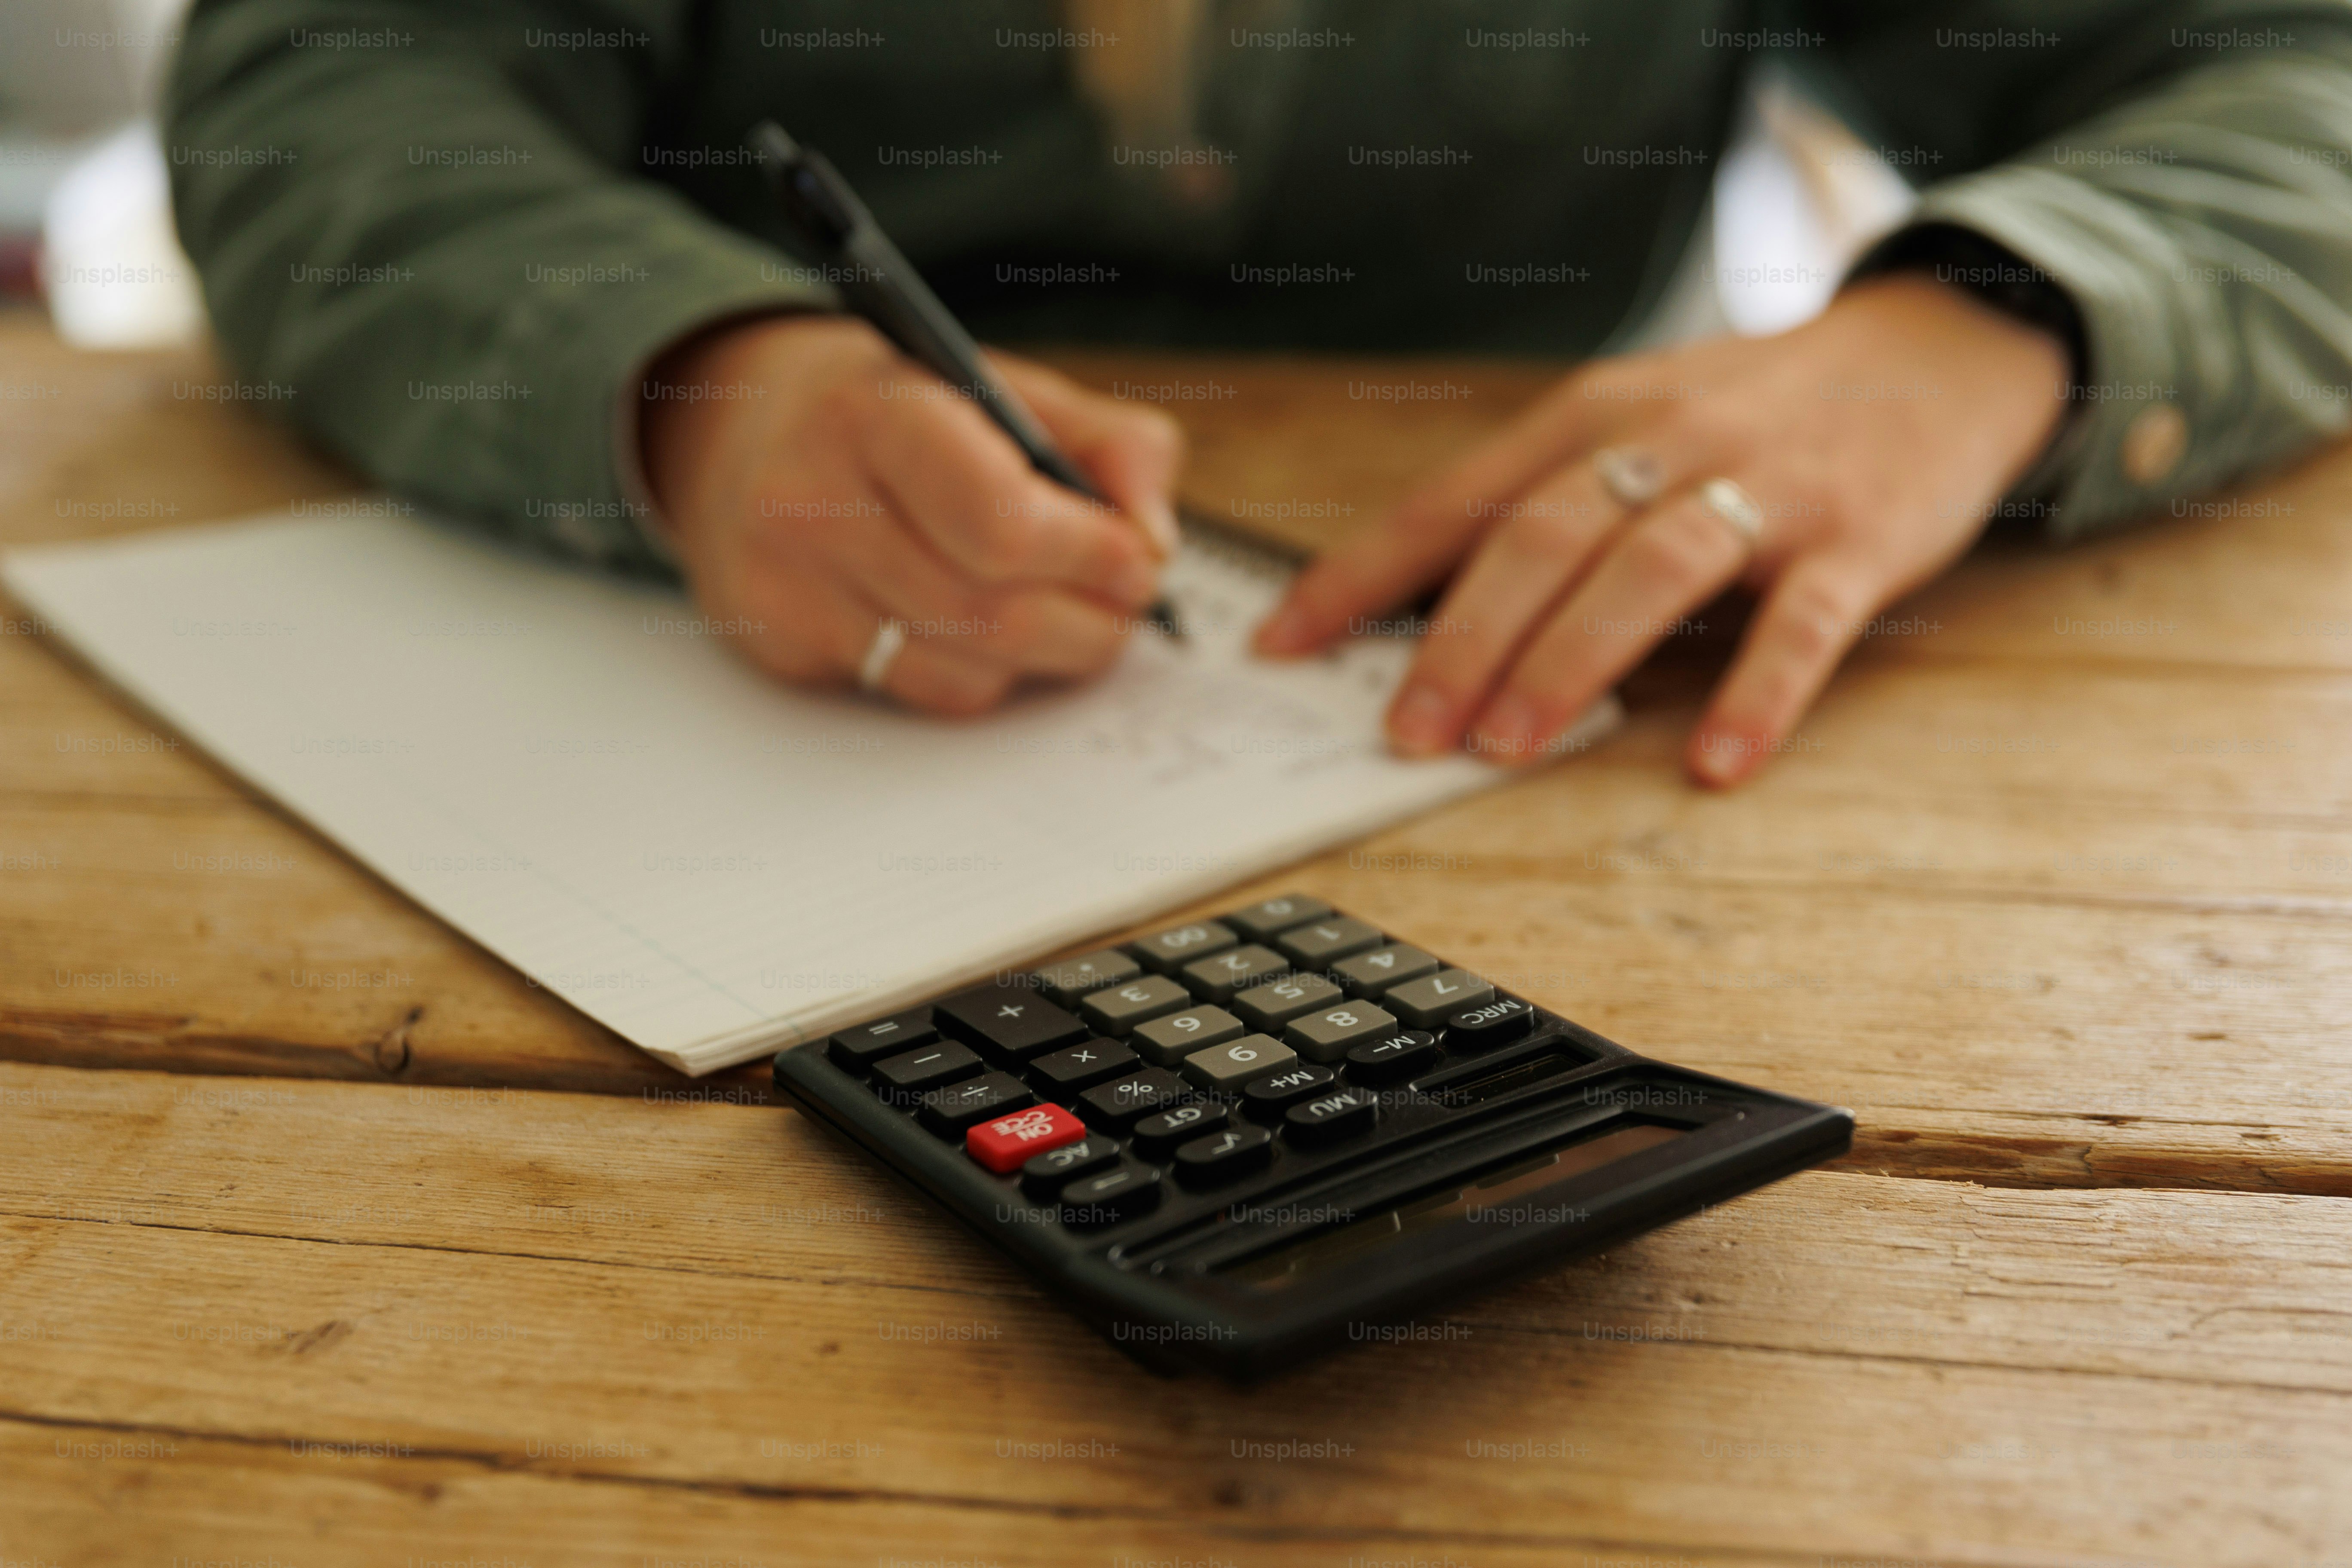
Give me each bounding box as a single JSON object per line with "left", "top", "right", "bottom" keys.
{"left": 1594, "top": 446, "right": 1668, "bottom": 508}
{"left": 856, "top": 617, "right": 906, "bottom": 694}
{"left": 1697, "top": 478, "right": 1764, "bottom": 547}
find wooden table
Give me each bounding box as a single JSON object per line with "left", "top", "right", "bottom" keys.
{"left": 5, "top": 309, "right": 2349, "bottom": 1566}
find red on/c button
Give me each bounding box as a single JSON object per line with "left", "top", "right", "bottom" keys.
{"left": 966, "top": 1103, "right": 1087, "bottom": 1173}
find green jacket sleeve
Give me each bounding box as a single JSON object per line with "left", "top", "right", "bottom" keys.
{"left": 1815, "top": 1, "right": 2352, "bottom": 540}
{"left": 165, "top": 0, "right": 820, "bottom": 574}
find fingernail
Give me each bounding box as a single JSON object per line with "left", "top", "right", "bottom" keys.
{"left": 1389, "top": 683, "right": 1460, "bottom": 755}
{"left": 1471, "top": 694, "right": 1540, "bottom": 761}
{"left": 1134, "top": 496, "right": 1180, "bottom": 560}
{"left": 1690, "top": 729, "right": 1748, "bottom": 787}
{"left": 1255, "top": 602, "right": 1311, "bottom": 655}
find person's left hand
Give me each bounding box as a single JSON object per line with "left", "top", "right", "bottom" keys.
{"left": 1251, "top": 274, "right": 2072, "bottom": 786}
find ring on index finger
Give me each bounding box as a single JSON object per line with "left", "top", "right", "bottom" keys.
{"left": 1594, "top": 446, "right": 1668, "bottom": 509}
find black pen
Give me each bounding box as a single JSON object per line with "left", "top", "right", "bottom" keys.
{"left": 748, "top": 121, "right": 1183, "bottom": 639}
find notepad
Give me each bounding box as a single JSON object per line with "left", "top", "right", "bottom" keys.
{"left": 3, "top": 509, "right": 1616, "bottom": 1075}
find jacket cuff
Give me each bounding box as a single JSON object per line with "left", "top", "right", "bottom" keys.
{"left": 478, "top": 220, "right": 827, "bottom": 576}
{"left": 1851, "top": 164, "right": 2205, "bottom": 543}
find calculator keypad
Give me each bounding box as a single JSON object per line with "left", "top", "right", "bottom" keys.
{"left": 833, "top": 893, "right": 1571, "bottom": 1234}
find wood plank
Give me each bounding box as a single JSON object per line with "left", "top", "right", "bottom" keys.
{"left": 9, "top": 1061, "right": 2352, "bottom": 1385}
{"left": 3, "top": 1063, "right": 2348, "bottom": 1567}
{"left": 0, "top": 1421, "right": 1779, "bottom": 1568}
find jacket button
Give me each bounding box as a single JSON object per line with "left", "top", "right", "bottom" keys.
{"left": 2120, "top": 404, "right": 2187, "bottom": 486}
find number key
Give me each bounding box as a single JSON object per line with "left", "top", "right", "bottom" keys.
{"left": 1179, "top": 943, "right": 1291, "bottom": 1002}
{"left": 1181, "top": 1033, "right": 1296, "bottom": 1090}
{"left": 1131, "top": 1004, "right": 1245, "bottom": 1067}
{"left": 1078, "top": 974, "right": 1192, "bottom": 1035}
{"left": 1331, "top": 943, "right": 1440, "bottom": 998}
{"left": 1283, "top": 1001, "right": 1399, "bottom": 1063}
{"left": 1222, "top": 893, "right": 1333, "bottom": 940}
{"left": 1130, "top": 920, "right": 1238, "bottom": 973}
{"left": 1273, "top": 916, "right": 1384, "bottom": 969}
{"left": 1231, "top": 972, "right": 1343, "bottom": 1031}
{"left": 1385, "top": 968, "right": 1497, "bottom": 1029}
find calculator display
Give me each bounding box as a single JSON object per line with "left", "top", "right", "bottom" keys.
{"left": 1220, "top": 1120, "right": 1689, "bottom": 1290}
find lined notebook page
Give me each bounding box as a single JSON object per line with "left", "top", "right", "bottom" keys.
{"left": 4, "top": 511, "right": 1614, "bottom": 1075}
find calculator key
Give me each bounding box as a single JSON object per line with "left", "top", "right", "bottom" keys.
{"left": 1240, "top": 1063, "right": 1338, "bottom": 1122}
{"left": 1345, "top": 1029, "right": 1439, "bottom": 1086}
{"left": 966, "top": 1102, "right": 1088, "bottom": 1173}
{"left": 1020, "top": 1134, "right": 1121, "bottom": 1200}
{"left": 1231, "top": 972, "right": 1344, "bottom": 1031}
{"left": 1284, "top": 1001, "right": 1400, "bottom": 1064}
{"left": 917, "top": 1072, "right": 1035, "bottom": 1139}
{"left": 1384, "top": 969, "right": 1497, "bottom": 1029}
{"left": 1179, "top": 943, "right": 1292, "bottom": 1003}
{"left": 872, "top": 1042, "right": 984, "bottom": 1107}
{"left": 1131, "top": 1005, "right": 1246, "bottom": 1067}
{"left": 1284, "top": 1086, "right": 1379, "bottom": 1147}
{"left": 1027, "top": 1037, "right": 1139, "bottom": 1094}
{"left": 935, "top": 982, "right": 1090, "bottom": 1062}
{"left": 1060, "top": 1161, "right": 1163, "bottom": 1227}
{"left": 1173, "top": 1124, "right": 1274, "bottom": 1186}
{"left": 1130, "top": 920, "right": 1238, "bottom": 974}
{"left": 1273, "top": 916, "right": 1384, "bottom": 969}
{"left": 1181, "top": 1033, "right": 1296, "bottom": 1091}
{"left": 1222, "top": 893, "right": 1333, "bottom": 940}
{"left": 1030, "top": 948, "right": 1141, "bottom": 1007}
{"left": 1079, "top": 975, "right": 1193, "bottom": 1035}
{"left": 827, "top": 1009, "right": 938, "bottom": 1075}
{"left": 1077, "top": 1068, "right": 1191, "bottom": 1132}
{"left": 1444, "top": 997, "right": 1537, "bottom": 1052}
{"left": 1331, "top": 943, "right": 1440, "bottom": 999}
{"left": 1130, "top": 1100, "right": 1230, "bottom": 1159}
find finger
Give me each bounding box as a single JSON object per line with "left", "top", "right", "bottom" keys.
{"left": 995, "top": 356, "right": 1185, "bottom": 557}
{"left": 1684, "top": 551, "right": 1879, "bottom": 788}
{"left": 818, "top": 510, "right": 1130, "bottom": 682}
{"left": 883, "top": 634, "right": 1017, "bottom": 717}
{"left": 858, "top": 372, "right": 1160, "bottom": 605}
{"left": 1381, "top": 467, "right": 1626, "bottom": 756}
{"left": 722, "top": 567, "right": 881, "bottom": 689}
{"left": 1254, "top": 365, "right": 1651, "bottom": 657}
{"left": 1470, "top": 484, "right": 1755, "bottom": 764}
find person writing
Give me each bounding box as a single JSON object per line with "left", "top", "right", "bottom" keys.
{"left": 166, "top": 2, "right": 2352, "bottom": 784}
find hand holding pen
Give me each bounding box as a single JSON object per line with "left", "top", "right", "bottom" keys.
{"left": 634, "top": 126, "right": 1185, "bottom": 714}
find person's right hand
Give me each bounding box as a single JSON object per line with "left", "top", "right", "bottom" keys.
{"left": 640, "top": 314, "right": 1182, "bottom": 714}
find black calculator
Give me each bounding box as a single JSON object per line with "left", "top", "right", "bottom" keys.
{"left": 773, "top": 895, "right": 1852, "bottom": 1380}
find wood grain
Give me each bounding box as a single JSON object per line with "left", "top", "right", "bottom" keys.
{"left": 5, "top": 1062, "right": 2350, "bottom": 1566}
